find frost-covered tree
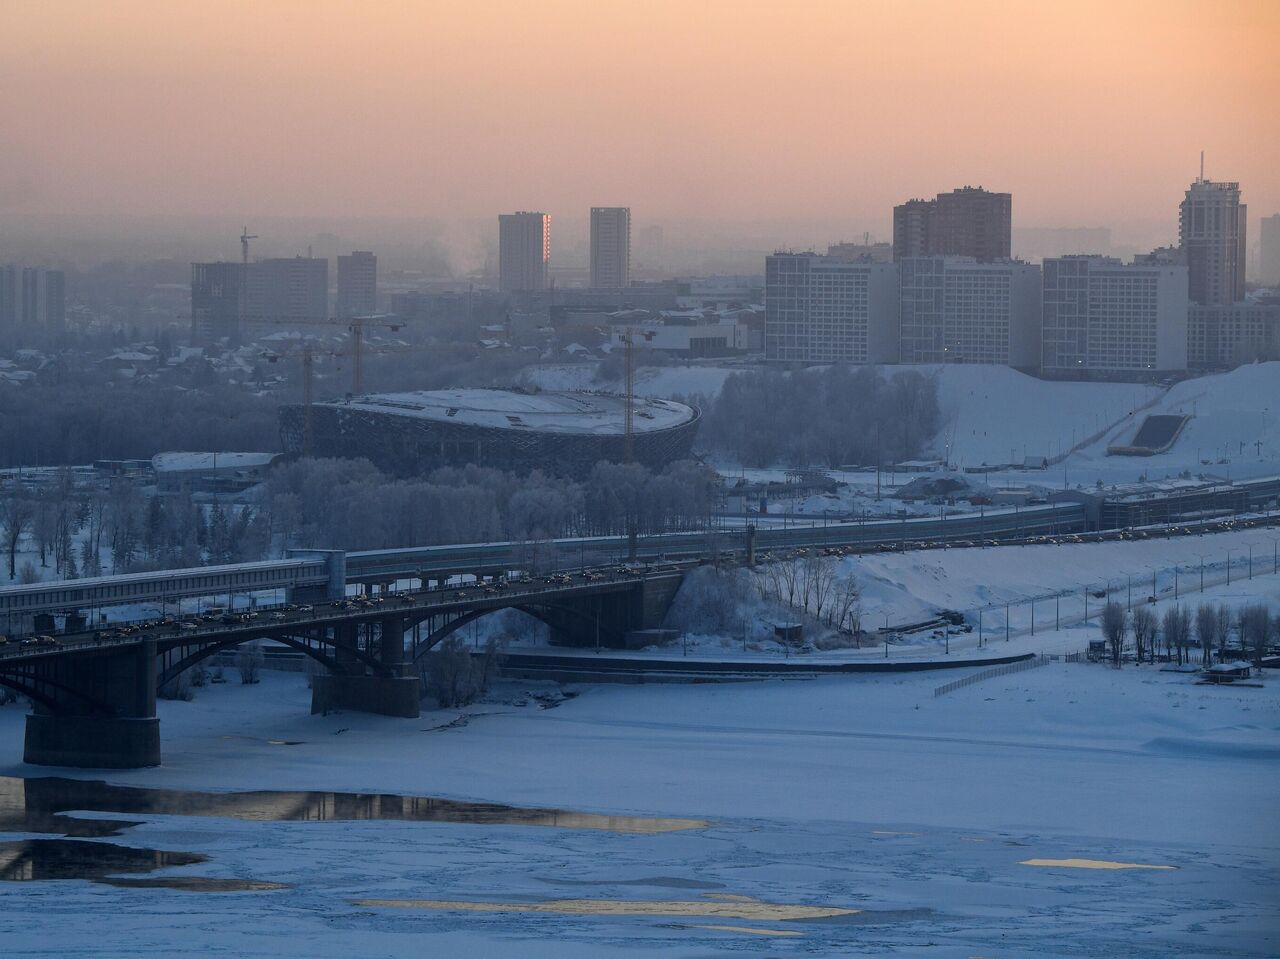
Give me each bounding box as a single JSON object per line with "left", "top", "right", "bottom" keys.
{"left": 1100, "top": 601, "right": 1127, "bottom": 666}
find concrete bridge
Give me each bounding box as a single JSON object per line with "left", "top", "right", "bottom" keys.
{"left": 1, "top": 567, "right": 685, "bottom": 769}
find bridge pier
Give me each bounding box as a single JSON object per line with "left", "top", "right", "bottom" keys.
{"left": 23, "top": 638, "right": 160, "bottom": 769}
{"left": 311, "top": 615, "right": 419, "bottom": 718}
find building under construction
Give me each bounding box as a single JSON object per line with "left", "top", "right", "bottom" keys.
{"left": 279, "top": 388, "right": 700, "bottom": 479}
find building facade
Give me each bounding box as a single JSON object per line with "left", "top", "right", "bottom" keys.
{"left": 590, "top": 207, "right": 631, "bottom": 289}
{"left": 0, "top": 266, "right": 19, "bottom": 327}
{"left": 897, "top": 257, "right": 1041, "bottom": 367}
{"left": 893, "top": 187, "right": 1011, "bottom": 263}
{"left": 1261, "top": 214, "right": 1280, "bottom": 287}
{"left": 244, "top": 257, "right": 329, "bottom": 330}
{"left": 336, "top": 251, "right": 377, "bottom": 317}
{"left": 499, "top": 212, "right": 551, "bottom": 292}
{"left": 1179, "top": 178, "right": 1247, "bottom": 306}
{"left": 190, "top": 261, "right": 243, "bottom": 342}
{"left": 10, "top": 267, "right": 66, "bottom": 329}
{"left": 764, "top": 253, "right": 899, "bottom": 364}
{"left": 1187, "top": 301, "right": 1280, "bottom": 368}
{"left": 1041, "top": 256, "right": 1188, "bottom": 374}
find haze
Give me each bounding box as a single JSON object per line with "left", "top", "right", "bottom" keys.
{"left": 4, "top": 0, "right": 1277, "bottom": 234}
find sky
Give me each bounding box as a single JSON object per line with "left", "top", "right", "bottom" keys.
{"left": 3, "top": 0, "right": 1278, "bottom": 238}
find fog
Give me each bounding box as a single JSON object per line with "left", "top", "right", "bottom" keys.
{"left": 3, "top": 0, "right": 1277, "bottom": 269}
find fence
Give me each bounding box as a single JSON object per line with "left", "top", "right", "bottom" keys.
{"left": 933, "top": 653, "right": 1051, "bottom": 697}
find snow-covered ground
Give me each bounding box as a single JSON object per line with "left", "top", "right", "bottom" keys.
{"left": 1, "top": 650, "right": 1275, "bottom": 957}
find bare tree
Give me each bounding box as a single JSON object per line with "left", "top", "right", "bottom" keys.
{"left": 1161, "top": 606, "right": 1191, "bottom": 666}
{"left": 235, "top": 642, "right": 264, "bottom": 684}
{"left": 830, "top": 574, "right": 862, "bottom": 633}
{"left": 1131, "top": 606, "right": 1157, "bottom": 664}
{"left": 1214, "top": 604, "right": 1233, "bottom": 660}
{"left": 1100, "top": 601, "right": 1126, "bottom": 666}
{"left": 1239, "top": 605, "right": 1272, "bottom": 667}
{"left": 0, "top": 489, "right": 33, "bottom": 580}
{"left": 1195, "top": 604, "right": 1217, "bottom": 667}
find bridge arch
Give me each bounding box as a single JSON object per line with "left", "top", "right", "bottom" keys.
{"left": 0, "top": 667, "right": 115, "bottom": 716}
{"left": 157, "top": 630, "right": 387, "bottom": 688}
{"left": 409, "top": 602, "right": 605, "bottom": 662}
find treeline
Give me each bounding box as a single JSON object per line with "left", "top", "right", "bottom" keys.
{"left": 0, "top": 382, "right": 281, "bottom": 468}
{"left": 1, "top": 471, "right": 270, "bottom": 582}
{"left": 1, "top": 456, "right": 719, "bottom": 584}
{"left": 260, "top": 457, "right": 720, "bottom": 552}
{"left": 694, "top": 365, "right": 941, "bottom": 468}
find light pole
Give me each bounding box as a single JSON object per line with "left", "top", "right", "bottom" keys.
{"left": 1226, "top": 550, "right": 1232, "bottom": 586}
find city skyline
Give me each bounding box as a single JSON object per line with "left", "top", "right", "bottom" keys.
{"left": 3, "top": 0, "right": 1276, "bottom": 234}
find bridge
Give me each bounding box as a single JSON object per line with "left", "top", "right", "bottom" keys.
{"left": 1, "top": 566, "right": 684, "bottom": 769}
{"left": 1, "top": 502, "right": 1090, "bottom": 635}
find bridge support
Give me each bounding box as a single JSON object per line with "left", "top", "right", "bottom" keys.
{"left": 22, "top": 638, "right": 160, "bottom": 768}
{"left": 311, "top": 615, "right": 419, "bottom": 718}
{"left": 24, "top": 715, "right": 160, "bottom": 769}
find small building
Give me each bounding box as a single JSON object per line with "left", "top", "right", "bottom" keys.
{"left": 152, "top": 451, "right": 286, "bottom": 494}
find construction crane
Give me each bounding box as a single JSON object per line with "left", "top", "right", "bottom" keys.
{"left": 238, "top": 227, "right": 257, "bottom": 335}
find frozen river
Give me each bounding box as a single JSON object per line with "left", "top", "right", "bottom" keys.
{"left": 1, "top": 661, "right": 1276, "bottom": 957}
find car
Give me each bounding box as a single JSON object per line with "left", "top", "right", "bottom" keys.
{"left": 0, "top": 635, "right": 8, "bottom": 645}
{"left": 269, "top": 612, "right": 287, "bottom": 620}
{"left": 179, "top": 621, "right": 200, "bottom": 631}
{"left": 296, "top": 604, "right": 313, "bottom": 613}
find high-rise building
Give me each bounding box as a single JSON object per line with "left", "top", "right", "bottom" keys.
{"left": 499, "top": 212, "right": 551, "bottom": 292}
{"left": 893, "top": 187, "right": 1011, "bottom": 263}
{"left": 897, "top": 257, "right": 1041, "bottom": 367}
{"left": 1041, "top": 256, "right": 1188, "bottom": 374}
{"left": 892, "top": 199, "right": 934, "bottom": 260}
{"left": 1260, "top": 214, "right": 1280, "bottom": 286}
{"left": 1179, "top": 178, "right": 1247, "bottom": 305}
{"left": 590, "top": 207, "right": 631, "bottom": 289}
{"left": 20, "top": 268, "right": 45, "bottom": 326}
{"left": 1187, "top": 302, "right": 1280, "bottom": 368}
{"left": 764, "top": 253, "right": 899, "bottom": 364}
{"left": 245, "top": 257, "right": 329, "bottom": 330}
{"left": 191, "top": 261, "right": 244, "bottom": 342}
{"left": 43, "top": 270, "right": 65, "bottom": 331}
{"left": 0, "top": 266, "right": 17, "bottom": 327}
{"left": 2, "top": 266, "right": 66, "bottom": 329}
{"left": 336, "top": 251, "right": 378, "bottom": 317}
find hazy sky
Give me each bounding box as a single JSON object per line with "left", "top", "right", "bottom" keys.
{"left": 4, "top": 0, "right": 1278, "bottom": 234}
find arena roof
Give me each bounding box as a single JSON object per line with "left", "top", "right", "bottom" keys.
{"left": 322, "top": 389, "right": 697, "bottom": 436}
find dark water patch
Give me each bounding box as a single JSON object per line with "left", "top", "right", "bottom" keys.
{"left": 1, "top": 776, "right": 705, "bottom": 836}
{"left": 0, "top": 838, "right": 287, "bottom": 892}
{"left": 0, "top": 838, "right": 204, "bottom": 883}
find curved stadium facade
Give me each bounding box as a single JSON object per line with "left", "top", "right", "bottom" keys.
{"left": 279, "top": 389, "right": 701, "bottom": 479}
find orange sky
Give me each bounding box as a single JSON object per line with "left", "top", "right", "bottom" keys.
{"left": 3, "top": 0, "right": 1278, "bottom": 232}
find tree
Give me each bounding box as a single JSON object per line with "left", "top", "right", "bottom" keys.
{"left": 1161, "top": 606, "right": 1191, "bottom": 666}
{"left": 1131, "top": 606, "right": 1157, "bottom": 665}
{"left": 1195, "top": 604, "right": 1217, "bottom": 666}
{"left": 1214, "top": 604, "right": 1233, "bottom": 660}
{"left": 423, "top": 635, "right": 496, "bottom": 708}
{"left": 1100, "top": 601, "right": 1127, "bottom": 666}
{"left": 235, "top": 642, "right": 264, "bottom": 684}
{"left": 1239, "top": 605, "right": 1272, "bottom": 667}
{"left": 0, "top": 489, "right": 33, "bottom": 580}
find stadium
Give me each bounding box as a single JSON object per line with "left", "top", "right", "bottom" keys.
{"left": 279, "top": 388, "right": 701, "bottom": 478}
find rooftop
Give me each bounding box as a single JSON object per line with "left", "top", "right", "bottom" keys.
{"left": 323, "top": 389, "right": 697, "bottom": 436}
